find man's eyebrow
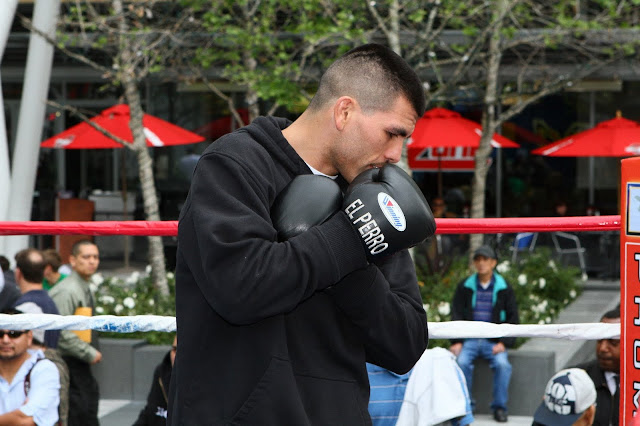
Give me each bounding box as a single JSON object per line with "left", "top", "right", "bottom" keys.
{"left": 388, "top": 127, "right": 409, "bottom": 137}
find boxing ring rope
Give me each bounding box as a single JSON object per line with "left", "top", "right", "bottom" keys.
{"left": 0, "top": 216, "right": 622, "bottom": 339}
{"left": 0, "top": 215, "right": 621, "bottom": 236}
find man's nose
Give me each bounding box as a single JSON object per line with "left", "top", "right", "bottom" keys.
{"left": 385, "top": 137, "right": 405, "bottom": 164}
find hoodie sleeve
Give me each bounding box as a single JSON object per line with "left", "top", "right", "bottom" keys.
{"left": 178, "top": 151, "right": 368, "bottom": 326}
{"left": 326, "top": 250, "right": 429, "bottom": 374}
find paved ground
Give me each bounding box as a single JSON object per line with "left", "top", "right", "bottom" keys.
{"left": 98, "top": 399, "right": 534, "bottom": 426}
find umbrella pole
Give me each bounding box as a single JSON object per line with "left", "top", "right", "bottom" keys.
{"left": 588, "top": 92, "right": 595, "bottom": 205}
{"left": 437, "top": 154, "right": 443, "bottom": 199}
{"left": 120, "top": 148, "right": 130, "bottom": 269}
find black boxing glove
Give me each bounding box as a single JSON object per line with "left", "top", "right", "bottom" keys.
{"left": 271, "top": 175, "right": 343, "bottom": 241}
{"left": 342, "top": 164, "right": 436, "bottom": 260}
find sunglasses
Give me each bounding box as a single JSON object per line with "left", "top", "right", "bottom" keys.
{"left": 0, "top": 330, "right": 27, "bottom": 339}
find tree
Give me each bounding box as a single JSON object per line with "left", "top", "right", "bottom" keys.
{"left": 365, "top": 0, "right": 639, "bottom": 263}
{"left": 183, "top": 0, "right": 370, "bottom": 121}
{"left": 23, "top": 0, "right": 199, "bottom": 296}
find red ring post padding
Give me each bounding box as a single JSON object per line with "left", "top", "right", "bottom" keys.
{"left": 0, "top": 215, "right": 621, "bottom": 236}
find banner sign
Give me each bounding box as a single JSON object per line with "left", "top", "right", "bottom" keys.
{"left": 408, "top": 146, "right": 478, "bottom": 172}
{"left": 620, "top": 157, "right": 640, "bottom": 425}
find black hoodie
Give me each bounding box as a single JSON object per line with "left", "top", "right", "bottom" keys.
{"left": 134, "top": 351, "right": 172, "bottom": 426}
{"left": 168, "top": 116, "right": 428, "bottom": 425}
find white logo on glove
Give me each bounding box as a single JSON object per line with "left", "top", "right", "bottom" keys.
{"left": 377, "top": 193, "right": 406, "bottom": 232}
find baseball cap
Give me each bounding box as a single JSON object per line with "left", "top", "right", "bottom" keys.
{"left": 473, "top": 245, "right": 497, "bottom": 260}
{"left": 533, "top": 368, "right": 596, "bottom": 426}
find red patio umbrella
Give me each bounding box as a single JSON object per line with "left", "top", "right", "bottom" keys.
{"left": 407, "top": 107, "right": 519, "bottom": 197}
{"left": 41, "top": 104, "right": 205, "bottom": 268}
{"left": 41, "top": 104, "right": 205, "bottom": 149}
{"left": 194, "top": 108, "right": 249, "bottom": 141}
{"left": 531, "top": 111, "right": 640, "bottom": 157}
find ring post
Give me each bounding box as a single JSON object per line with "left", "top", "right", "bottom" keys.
{"left": 620, "top": 157, "right": 640, "bottom": 424}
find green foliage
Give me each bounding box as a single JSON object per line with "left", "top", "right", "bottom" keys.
{"left": 93, "top": 270, "right": 176, "bottom": 345}
{"left": 184, "top": 0, "right": 369, "bottom": 111}
{"left": 416, "top": 248, "right": 583, "bottom": 349}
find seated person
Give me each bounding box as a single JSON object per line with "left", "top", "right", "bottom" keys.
{"left": 449, "top": 245, "right": 519, "bottom": 423}
{"left": 532, "top": 368, "right": 596, "bottom": 426}
{"left": 134, "top": 335, "right": 177, "bottom": 425}
{"left": 368, "top": 347, "right": 473, "bottom": 426}
{"left": 0, "top": 308, "right": 61, "bottom": 426}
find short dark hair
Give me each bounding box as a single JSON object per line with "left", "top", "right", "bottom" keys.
{"left": 308, "top": 43, "right": 425, "bottom": 117}
{"left": 15, "top": 248, "right": 46, "bottom": 283}
{"left": 71, "top": 240, "right": 97, "bottom": 256}
{"left": 43, "top": 249, "right": 63, "bottom": 270}
{"left": 602, "top": 306, "right": 620, "bottom": 321}
{"left": 0, "top": 255, "right": 9, "bottom": 272}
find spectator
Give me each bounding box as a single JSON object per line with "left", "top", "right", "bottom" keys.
{"left": 0, "top": 256, "right": 21, "bottom": 312}
{"left": 134, "top": 335, "right": 177, "bottom": 426}
{"left": 14, "top": 302, "right": 70, "bottom": 426}
{"left": 532, "top": 368, "right": 596, "bottom": 426}
{"left": 49, "top": 240, "right": 102, "bottom": 426}
{"left": 367, "top": 348, "right": 474, "bottom": 426}
{"left": 574, "top": 307, "right": 620, "bottom": 426}
{"left": 554, "top": 200, "right": 569, "bottom": 217}
{"left": 0, "top": 308, "right": 60, "bottom": 426}
{"left": 42, "top": 249, "right": 68, "bottom": 291}
{"left": 13, "top": 248, "right": 61, "bottom": 349}
{"left": 449, "top": 245, "right": 519, "bottom": 423}
{"left": 367, "top": 363, "right": 411, "bottom": 426}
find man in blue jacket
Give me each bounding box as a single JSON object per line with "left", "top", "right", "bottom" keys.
{"left": 449, "top": 245, "right": 519, "bottom": 423}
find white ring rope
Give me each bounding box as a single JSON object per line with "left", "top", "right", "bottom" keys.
{"left": 0, "top": 315, "right": 620, "bottom": 340}
{"left": 0, "top": 314, "right": 176, "bottom": 333}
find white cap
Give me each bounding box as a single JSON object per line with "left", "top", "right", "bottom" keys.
{"left": 533, "top": 368, "right": 597, "bottom": 426}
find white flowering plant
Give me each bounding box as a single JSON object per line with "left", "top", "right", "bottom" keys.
{"left": 93, "top": 269, "right": 176, "bottom": 345}
{"left": 416, "top": 247, "right": 582, "bottom": 348}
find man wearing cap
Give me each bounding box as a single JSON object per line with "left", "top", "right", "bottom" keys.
{"left": 532, "top": 368, "right": 597, "bottom": 426}
{"left": 449, "top": 245, "right": 519, "bottom": 423}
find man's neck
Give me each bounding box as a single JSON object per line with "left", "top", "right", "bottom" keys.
{"left": 0, "top": 351, "right": 31, "bottom": 384}
{"left": 19, "top": 281, "right": 44, "bottom": 294}
{"left": 478, "top": 272, "right": 493, "bottom": 284}
{"left": 73, "top": 270, "right": 92, "bottom": 282}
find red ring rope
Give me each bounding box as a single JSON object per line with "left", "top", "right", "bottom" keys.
{"left": 0, "top": 215, "right": 621, "bottom": 236}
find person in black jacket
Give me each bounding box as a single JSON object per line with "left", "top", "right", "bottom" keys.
{"left": 449, "top": 245, "right": 519, "bottom": 423}
{"left": 0, "top": 255, "right": 21, "bottom": 312}
{"left": 134, "top": 336, "right": 176, "bottom": 426}
{"left": 168, "top": 44, "right": 432, "bottom": 425}
{"left": 574, "top": 307, "right": 620, "bottom": 426}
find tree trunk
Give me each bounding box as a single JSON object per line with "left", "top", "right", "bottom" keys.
{"left": 243, "top": 50, "right": 260, "bottom": 121}
{"left": 114, "top": 0, "right": 169, "bottom": 296}
{"left": 468, "top": 0, "right": 507, "bottom": 265}
{"left": 122, "top": 80, "right": 170, "bottom": 297}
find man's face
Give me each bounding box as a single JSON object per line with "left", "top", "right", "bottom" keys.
{"left": 70, "top": 243, "right": 100, "bottom": 280}
{"left": 473, "top": 255, "right": 497, "bottom": 277}
{"left": 0, "top": 329, "right": 32, "bottom": 361}
{"left": 332, "top": 96, "right": 418, "bottom": 183}
{"left": 596, "top": 317, "right": 620, "bottom": 373}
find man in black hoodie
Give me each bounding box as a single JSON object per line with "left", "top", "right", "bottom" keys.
{"left": 169, "top": 43, "right": 432, "bottom": 425}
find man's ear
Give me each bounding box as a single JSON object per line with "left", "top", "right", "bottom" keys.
{"left": 14, "top": 267, "right": 21, "bottom": 283}
{"left": 333, "top": 96, "right": 357, "bottom": 131}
